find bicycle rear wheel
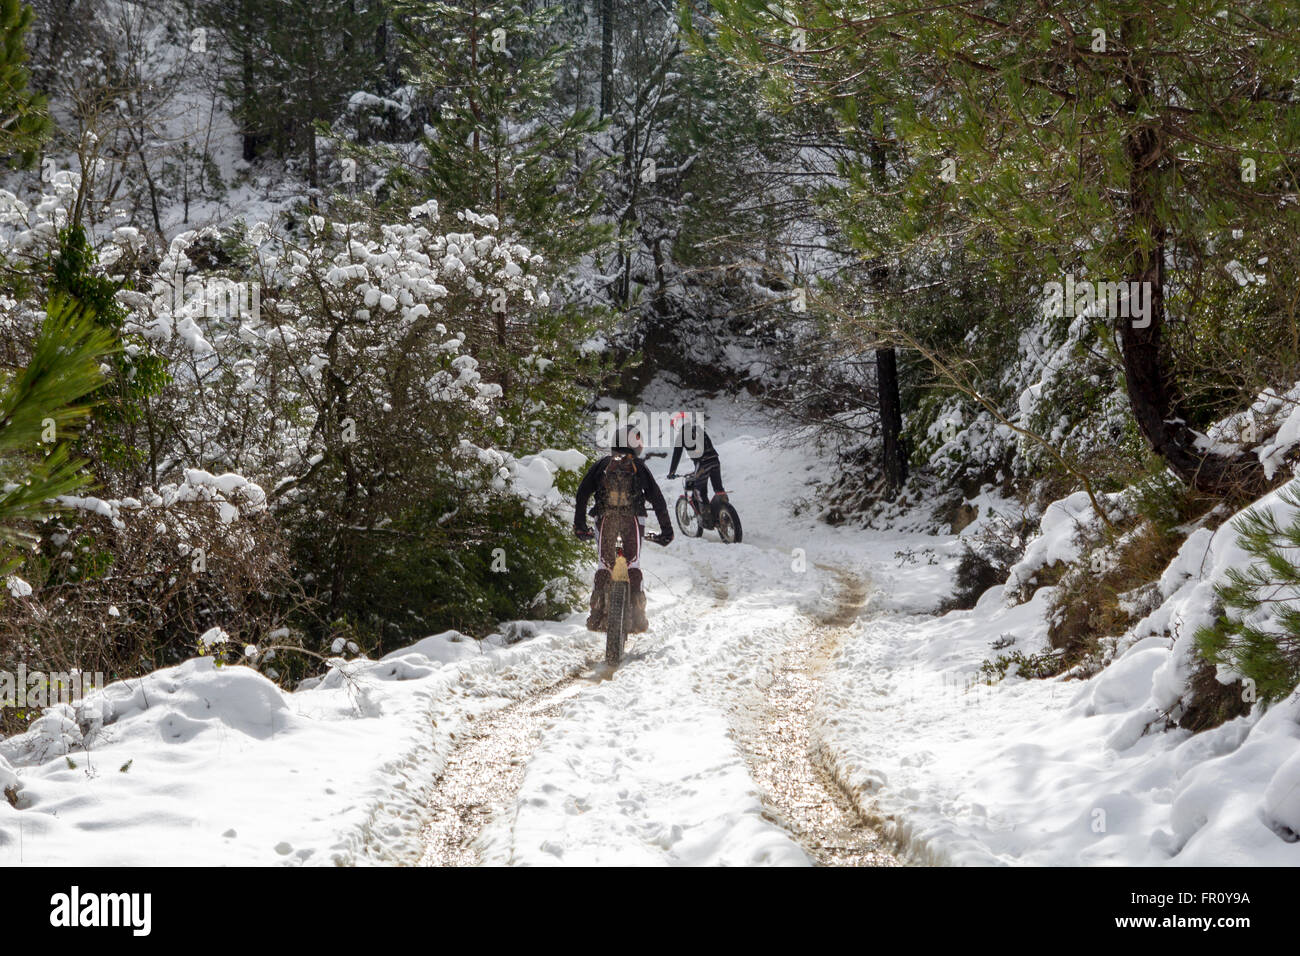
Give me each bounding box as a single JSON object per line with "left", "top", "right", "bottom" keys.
{"left": 606, "top": 579, "right": 628, "bottom": 664}
{"left": 715, "top": 502, "right": 743, "bottom": 543}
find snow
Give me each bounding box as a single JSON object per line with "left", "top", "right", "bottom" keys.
{"left": 1005, "top": 490, "right": 1100, "bottom": 598}
{"left": 0, "top": 395, "right": 945, "bottom": 866}
{"left": 1262, "top": 749, "right": 1300, "bottom": 837}
{"left": 816, "top": 482, "right": 1300, "bottom": 866}
{"left": 4, "top": 391, "right": 1299, "bottom": 867}
{"left": 1, "top": 0, "right": 1295, "bottom": 871}
{"left": 0, "top": 631, "right": 603, "bottom": 865}
{"left": 481, "top": 680, "right": 807, "bottom": 866}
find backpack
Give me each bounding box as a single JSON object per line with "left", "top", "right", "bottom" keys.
{"left": 598, "top": 454, "right": 643, "bottom": 515}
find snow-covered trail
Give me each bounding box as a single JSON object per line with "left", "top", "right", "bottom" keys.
{"left": 9, "top": 394, "right": 1296, "bottom": 866}
{"left": 415, "top": 416, "right": 947, "bottom": 866}
{"left": 0, "top": 400, "right": 956, "bottom": 867}
{"left": 413, "top": 534, "right": 808, "bottom": 865}
{"left": 419, "top": 544, "right": 887, "bottom": 866}
{"left": 418, "top": 673, "right": 590, "bottom": 866}
{"left": 726, "top": 566, "right": 897, "bottom": 866}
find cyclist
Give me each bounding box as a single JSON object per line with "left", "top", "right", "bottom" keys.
{"left": 574, "top": 425, "right": 672, "bottom": 632}
{"left": 666, "top": 411, "right": 725, "bottom": 518}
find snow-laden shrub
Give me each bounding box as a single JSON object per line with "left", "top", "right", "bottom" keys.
{"left": 946, "top": 508, "right": 1032, "bottom": 611}
{"left": 0, "top": 475, "right": 301, "bottom": 736}
{"left": 112, "top": 206, "right": 590, "bottom": 649}
{"left": 3, "top": 172, "right": 593, "bottom": 671}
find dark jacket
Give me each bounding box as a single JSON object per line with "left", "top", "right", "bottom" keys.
{"left": 574, "top": 455, "right": 671, "bottom": 532}
{"left": 669, "top": 425, "right": 717, "bottom": 475}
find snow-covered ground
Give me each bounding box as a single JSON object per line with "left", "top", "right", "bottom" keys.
{"left": 0, "top": 627, "right": 603, "bottom": 865}
{"left": 0, "top": 396, "right": 949, "bottom": 866}
{"left": 819, "top": 494, "right": 1300, "bottom": 866}
{"left": 3, "top": 391, "right": 1298, "bottom": 866}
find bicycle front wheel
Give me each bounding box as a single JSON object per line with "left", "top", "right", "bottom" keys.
{"left": 675, "top": 496, "right": 703, "bottom": 537}
{"left": 606, "top": 579, "right": 628, "bottom": 664}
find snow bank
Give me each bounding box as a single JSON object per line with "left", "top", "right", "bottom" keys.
{"left": 1004, "top": 490, "right": 1098, "bottom": 598}
{"left": 817, "top": 483, "right": 1300, "bottom": 865}
{"left": 0, "top": 626, "right": 602, "bottom": 865}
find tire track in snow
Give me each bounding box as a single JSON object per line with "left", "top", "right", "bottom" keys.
{"left": 417, "top": 667, "right": 601, "bottom": 866}
{"left": 727, "top": 565, "right": 899, "bottom": 866}
{"left": 416, "top": 541, "right": 740, "bottom": 867}
{"left": 417, "top": 550, "right": 894, "bottom": 866}
{"left": 416, "top": 554, "right": 745, "bottom": 865}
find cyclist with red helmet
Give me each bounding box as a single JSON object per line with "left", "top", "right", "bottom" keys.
{"left": 667, "top": 411, "right": 725, "bottom": 514}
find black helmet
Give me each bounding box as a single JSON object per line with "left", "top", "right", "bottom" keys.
{"left": 611, "top": 425, "right": 643, "bottom": 456}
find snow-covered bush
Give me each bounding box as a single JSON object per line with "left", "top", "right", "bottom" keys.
{"left": 2, "top": 170, "right": 593, "bottom": 679}
{"left": 0, "top": 474, "right": 300, "bottom": 736}
{"left": 114, "top": 205, "right": 592, "bottom": 649}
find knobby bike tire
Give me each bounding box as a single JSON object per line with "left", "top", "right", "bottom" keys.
{"left": 606, "top": 579, "right": 628, "bottom": 664}
{"left": 676, "top": 496, "right": 703, "bottom": 537}
{"left": 716, "top": 503, "right": 743, "bottom": 543}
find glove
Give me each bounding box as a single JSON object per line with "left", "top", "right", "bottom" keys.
{"left": 666, "top": 472, "right": 677, "bottom": 479}
{"left": 574, "top": 525, "right": 594, "bottom": 541}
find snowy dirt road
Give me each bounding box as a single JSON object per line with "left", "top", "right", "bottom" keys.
{"left": 417, "top": 553, "right": 897, "bottom": 866}
{"left": 0, "top": 415, "right": 953, "bottom": 868}
{"left": 727, "top": 567, "right": 897, "bottom": 866}
{"left": 416, "top": 434, "right": 917, "bottom": 866}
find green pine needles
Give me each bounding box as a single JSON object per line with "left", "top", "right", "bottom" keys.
{"left": 1196, "top": 482, "right": 1300, "bottom": 704}
{"left": 0, "top": 0, "right": 50, "bottom": 168}
{"left": 0, "top": 297, "right": 117, "bottom": 568}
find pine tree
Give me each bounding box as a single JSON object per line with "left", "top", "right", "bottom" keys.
{"left": 0, "top": 0, "right": 51, "bottom": 168}
{"left": 47, "top": 224, "right": 170, "bottom": 490}
{"left": 708, "top": 0, "right": 1300, "bottom": 499}
{"left": 1197, "top": 483, "right": 1300, "bottom": 703}
{"left": 0, "top": 298, "right": 116, "bottom": 571}
{"left": 390, "top": 0, "right": 610, "bottom": 265}
{"left": 210, "top": 0, "right": 387, "bottom": 185}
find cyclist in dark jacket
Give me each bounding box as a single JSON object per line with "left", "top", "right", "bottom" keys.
{"left": 574, "top": 425, "right": 672, "bottom": 632}
{"left": 667, "top": 412, "right": 724, "bottom": 513}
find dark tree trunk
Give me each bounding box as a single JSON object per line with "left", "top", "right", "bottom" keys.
{"left": 1121, "top": 123, "right": 1266, "bottom": 500}
{"left": 864, "top": 133, "right": 907, "bottom": 496}
{"left": 240, "top": 2, "right": 257, "bottom": 163}
{"left": 876, "top": 346, "right": 907, "bottom": 495}
{"left": 600, "top": 0, "right": 614, "bottom": 118}
{"left": 307, "top": 121, "right": 318, "bottom": 190}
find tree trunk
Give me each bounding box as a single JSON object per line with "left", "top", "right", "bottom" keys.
{"left": 1121, "top": 123, "right": 1266, "bottom": 500}
{"left": 876, "top": 346, "right": 907, "bottom": 495}
{"left": 865, "top": 134, "right": 908, "bottom": 496}
{"left": 241, "top": 39, "right": 257, "bottom": 161}
{"left": 600, "top": 0, "right": 614, "bottom": 118}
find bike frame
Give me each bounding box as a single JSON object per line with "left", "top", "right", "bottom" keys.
{"left": 677, "top": 474, "right": 722, "bottom": 527}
